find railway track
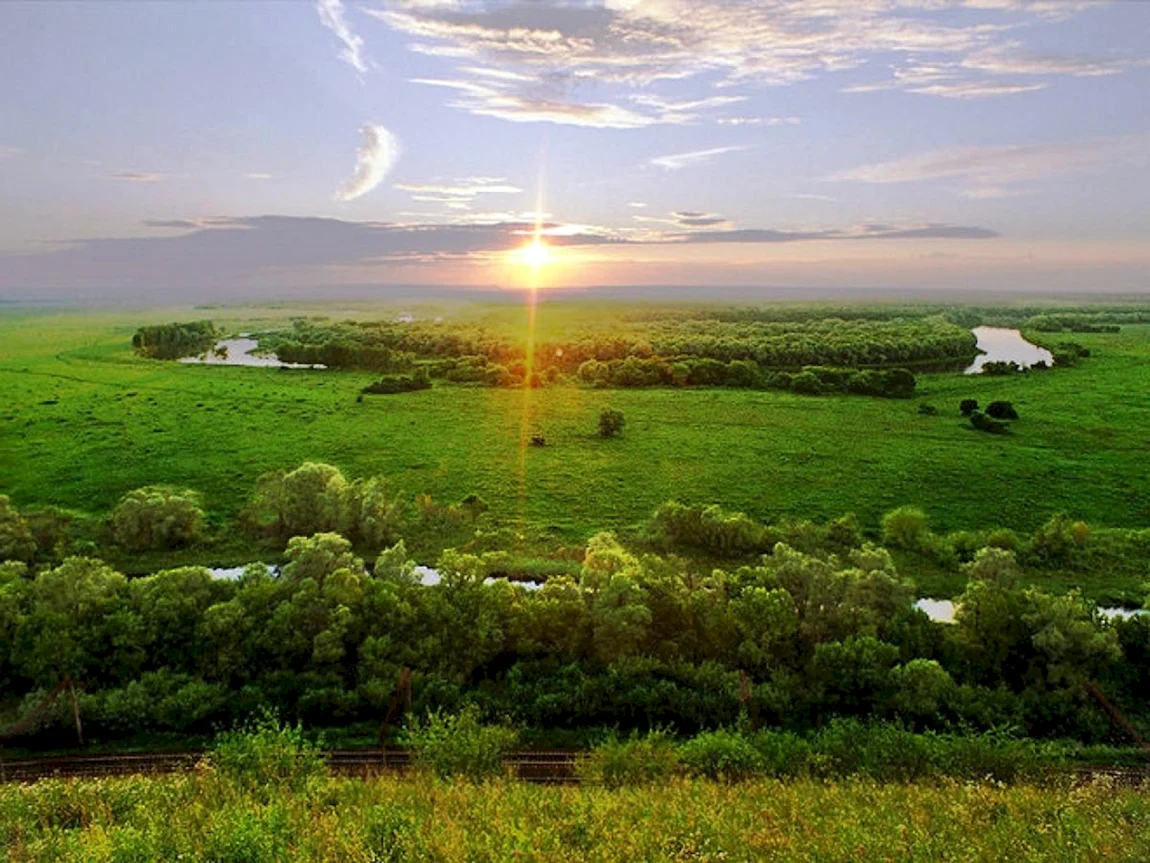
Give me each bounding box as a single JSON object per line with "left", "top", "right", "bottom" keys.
{"left": 0, "top": 751, "right": 1144, "bottom": 786}
{"left": 0, "top": 750, "right": 580, "bottom": 785}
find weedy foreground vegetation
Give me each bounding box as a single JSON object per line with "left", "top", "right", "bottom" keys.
{"left": 3, "top": 720, "right": 1149, "bottom": 862}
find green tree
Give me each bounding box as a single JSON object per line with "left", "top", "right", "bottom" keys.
{"left": 0, "top": 495, "right": 36, "bottom": 562}
{"left": 110, "top": 486, "right": 204, "bottom": 550}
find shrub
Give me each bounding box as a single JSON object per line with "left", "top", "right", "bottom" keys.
{"left": 917, "top": 403, "right": 937, "bottom": 416}
{"left": 204, "top": 711, "right": 327, "bottom": 796}
{"left": 577, "top": 730, "right": 679, "bottom": 788}
{"left": 110, "top": 486, "right": 204, "bottom": 550}
{"left": 0, "top": 495, "right": 36, "bottom": 562}
{"left": 959, "top": 399, "right": 979, "bottom": 416}
{"left": 986, "top": 401, "right": 1019, "bottom": 420}
{"left": 881, "top": 506, "right": 929, "bottom": 550}
{"left": 362, "top": 371, "right": 431, "bottom": 395}
{"left": 790, "top": 371, "right": 822, "bottom": 395}
{"left": 598, "top": 409, "right": 625, "bottom": 438}
{"left": 404, "top": 706, "right": 519, "bottom": 781}
{"left": 678, "top": 730, "right": 763, "bottom": 780}
{"left": 969, "top": 411, "right": 1009, "bottom": 434}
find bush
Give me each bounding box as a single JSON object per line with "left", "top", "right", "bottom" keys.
{"left": 678, "top": 729, "right": 763, "bottom": 780}
{"left": 0, "top": 495, "right": 36, "bottom": 562}
{"left": 881, "top": 506, "right": 929, "bottom": 550}
{"left": 110, "top": 486, "right": 204, "bottom": 550}
{"left": 362, "top": 371, "right": 431, "bottom": 395}
{"left": 917, "top": 403, "right": 937, "bottom": 415}
{"left": 404, "top": 706, "right": 519, "bottom": 781}
{"left": 970, "top": 411, "right": 1009, "bottom": 434}
{"left": 205, "top": 711, "right": 327, "bottom": 796}
{"left": 959, "top": 399, "right": 978, "bottom": 416}
{"left": 790, "top": 371, "right": 822, "bottom": 395}
{"left": 577, "top": 731, "right": 679, "bottom": 788}
{"left": 598, "top": 409, "right": 625, "bottom": 438}
{"left": 986, "top": 401, "right": 1019, "bottom": 420}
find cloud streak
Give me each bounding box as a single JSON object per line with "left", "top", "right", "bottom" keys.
{"left": 335, "top": 124, "right": 401, "bottom": 202}
{"left": 827, "top": 133, "right": 1150, "bottom": 195}
{"left": 316, "top": 0, "right": 368, "bottom": 75}
{"left": 649, "top": 146, "right": 748, "bottom": 171}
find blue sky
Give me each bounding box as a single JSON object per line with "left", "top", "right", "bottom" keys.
{"left": 1, "top": 0, "right": 1148, "bottom": 299}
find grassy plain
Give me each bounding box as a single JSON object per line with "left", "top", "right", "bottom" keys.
{"left": 2, "top": 303, "right": 1149, "bottom": 571}
{"left": 2, "top": 772, "right": 1148, "bottom": 862}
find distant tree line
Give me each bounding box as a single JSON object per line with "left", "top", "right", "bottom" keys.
{"left": 132, "top": 321, "right": 218, "bottom": 360}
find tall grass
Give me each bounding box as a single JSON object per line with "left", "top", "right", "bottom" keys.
{"left": 2, "top": 772, "right": 1147, "bottom": 861}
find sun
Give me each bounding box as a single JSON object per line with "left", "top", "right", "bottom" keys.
{"left": 517, "top": 236, "right": 553, "bottom": 269}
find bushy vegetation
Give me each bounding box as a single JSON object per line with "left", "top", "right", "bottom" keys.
{"left": 361, "top": 370, "right": 431, "bottom": 395}
{"left": 260, "top": 310, "right": 968, "bottom": 396}
{"left": 598, "top": 408, "right": 625, "bottom": 438}
{"left": 110, "top": 485, "right": 204, "bottom": 550}
{"left": 131, "top": 320, "right": 217, "bottom": 359}
{"left": 404, "top": 705, "right": 519, "bottom": 780}
{"left": 2, "top": 492, "right": 1146, "bottom": 749}
{"left": 4, "top": 767, "right": 1147, "bottom": 861}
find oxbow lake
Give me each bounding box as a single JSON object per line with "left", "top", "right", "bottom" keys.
{"left": 964, "top": 327, "right": 1054, "bottom": 375}
{"left": 178, "top": 336, "right": 325, "bottom": 369}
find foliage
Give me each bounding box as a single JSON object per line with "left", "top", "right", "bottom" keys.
{"left": 204, "top": 710, "right": 327, "bottom": 795}
{"left": 131, "top": 320, "right": 217, "bottom": 359}
{"left": 403, "top": 706, "right": 519, "bottom": 780}
{"left": 970, "top": 410, "right": 1010, "bottom": 434}
{"left": 0, "top": 495, "right": 36, "bottom": 562}
{"left": 4, "top": 771, "right": 1148, "bottom": 862}
{"left": 987, "top": 401, "right": 1020, "bottom": 420}
{"left": 577, "top": 730, "right": 680, "bottom": 787}
{"left": 362, "top": 370, "right": 431, "bottom": 395}
{"left": 598, "top": 408, "right": 625, "bottom": 438}
{"left": 110, "top": 486, "right": 204, "bottom": 550}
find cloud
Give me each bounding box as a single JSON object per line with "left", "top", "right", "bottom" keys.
{"left": 649, "top": 145, "right": 748, "bottom": 171}
{"left": 410, "top": 77, "right": 661, "bottom": 128}
{"left": 0, "top": 213, "right": 999, "bottom": 294}
{"left": 827, "top": 133, "right": 1150, "bottom": 193}
{"left": 316, "top": 0, "right": 368, "bottom": 75}
{"left": 628, "top": 201, "right": 648, "bottom": 208}
{"left": 362, "top": 0, "right": 1135, "bottom": 124}
{"left": 246, "top": 172, "right": 274, "bottom": 180}
{"left": 0, "top": 145, "right": 23, "bottom": 159}
{"left": 670, "top": 210, "right": 729, "bottom": 228}
{"left": 335, "top": 124, "right": 401, "bottom": 201}
{"left": 717, "top": 116, "right": 801, "bottom": 127}
{"left": 102, "top": 171, "right": 166, "bottom": 182}
{"left": 395, "top": 177, "right": 522, "bottom": 207}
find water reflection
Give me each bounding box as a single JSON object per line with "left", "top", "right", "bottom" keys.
{"left": 965, "top": 327, "right": 1053, "bottom": 375}
{"left": 179, "top": 336, "right": 325, "bottom": 369}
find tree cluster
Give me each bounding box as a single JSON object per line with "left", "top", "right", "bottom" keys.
{"left": 131, "top": 321, "right": 218, "bottom": 360}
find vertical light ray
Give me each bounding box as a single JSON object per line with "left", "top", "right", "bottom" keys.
{"left": 515, "top": 155, "right": 548, "bottom": 536}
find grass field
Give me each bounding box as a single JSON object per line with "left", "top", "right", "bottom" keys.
{"left": 2, "top": 772, "right": 1148, "bottom": 862}
{"left": 2, "top": 303, "right": 1149, "bottom": 565}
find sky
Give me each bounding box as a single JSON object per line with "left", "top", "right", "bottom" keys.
{"left": 0, "top": 0, "right": 1148, "bottom": 301}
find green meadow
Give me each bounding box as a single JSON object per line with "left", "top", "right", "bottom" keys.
{"left": 3, "top": 305, "right": 1149, "bottom": 554}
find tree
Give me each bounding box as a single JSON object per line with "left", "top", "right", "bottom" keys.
{"left": 110, "top": 486, "right": 204, "bottom": 551}
{"left": 0, "top": 495, "right": 36, "bottom": 562}
{"left": 986, "top": 401, "right": 1019, "bottom": 420}
{"left": 598, "top": 409, "right": 626, "bottom": 438}
{"left": 959, "top": 399, "right": 979, "bottom": 416}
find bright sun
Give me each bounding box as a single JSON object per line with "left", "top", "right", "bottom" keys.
{"left": 518, "top": 237, "right": 553, "bottom": 269}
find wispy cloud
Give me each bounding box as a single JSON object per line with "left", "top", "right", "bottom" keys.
{"left": 717, "top": 116, "right": 801, "bottom": 127}
{"left": 649, "top": 146, "right": 748, "bottom": 171}
{"left": 363, "top": 0, "right": 1136, "bottom": 126}
{"left": 245, "top": 172, "right": 274, "bottom": 181}
{"left": 335, "top": 123, "right": 401, "bottom": 202}
{"left": 316, "top": 0, "right": 368, "bottom": 75}
{"left": 0, "top": 145, "right": 24, "bottom": 159}
{"left": 102, "top": 171, "right": 165, "bottom": 182}
{"left": 827, "top": 133, "right": 1150, "bottom": 195}
{"left": 395, "top": 177, "right": 522, "bottom": 208}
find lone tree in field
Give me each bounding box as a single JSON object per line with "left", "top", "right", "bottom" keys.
{"left": 599, "top": 409, "right": 625, "bottom": 438}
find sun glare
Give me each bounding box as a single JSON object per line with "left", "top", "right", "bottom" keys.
{"left": 518, "top": 237, "right": 553, "bottom": 270}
